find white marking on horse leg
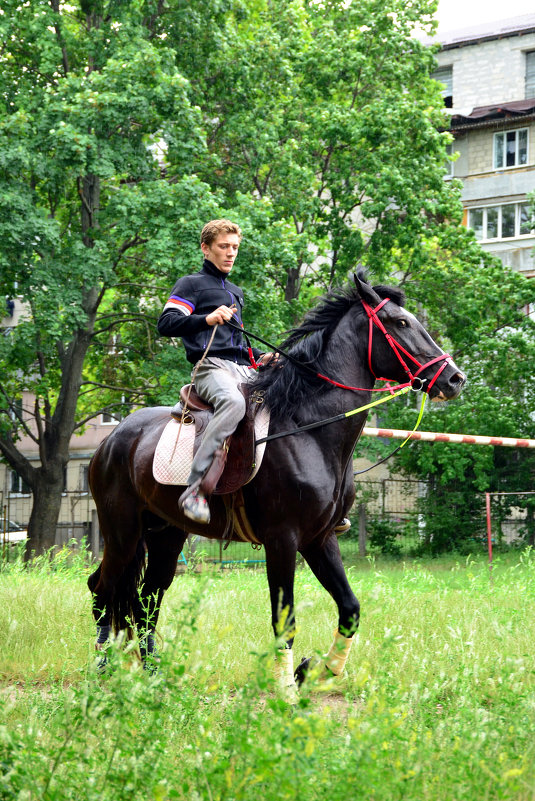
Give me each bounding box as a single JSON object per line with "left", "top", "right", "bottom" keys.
{"left": 274, "top": 648, "right": 299, "bottom": 703}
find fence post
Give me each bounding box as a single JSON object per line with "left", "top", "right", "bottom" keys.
{"left": 358, "top": 503, "right": 367, "bottom": 557}
{"left": 485, "top": 492, "right": 493, "bottom": 577}
{"left": 91, "top": 509, "right": 100, "bottom": 561}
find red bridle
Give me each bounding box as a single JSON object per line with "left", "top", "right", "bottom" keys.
{"left": 360, "top": 298, "right": 452, "bottom": 394}
{"left": 237, "top": 298, "right": 452, "bottom": 395}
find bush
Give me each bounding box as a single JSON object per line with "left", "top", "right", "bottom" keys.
{"left": 367, "top": 518, "right": 405, "bottom": 555}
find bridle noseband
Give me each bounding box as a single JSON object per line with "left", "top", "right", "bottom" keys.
{"left": 361, "top": 298, "right": 452, "bottom": 395}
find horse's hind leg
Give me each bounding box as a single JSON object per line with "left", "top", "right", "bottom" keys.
{"left": 132, "top": 525, "right": 187, "bottom": 668}
{"left": 87, "top": 498, "right": 146, "bottom": 660}
{"left": 87, "top": 563, "right": 111, "bottom": 648}
{"left": 298, "top": 532, "right": 360, "bottom": 683}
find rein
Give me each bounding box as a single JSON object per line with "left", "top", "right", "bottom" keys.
{"left": 228, "top": 297, "right": 452, "bottom": 395}
{"left": 255, "top": 385, "right": 413, "bottom": 445}
{"left": 225, "top": 298, "right": 450, "bottom": 465}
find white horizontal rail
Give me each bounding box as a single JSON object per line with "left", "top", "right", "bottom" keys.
{"left": 362, "top": 428, "right": 535, "bottom": 449}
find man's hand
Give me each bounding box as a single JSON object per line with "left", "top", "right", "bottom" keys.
{"left": 258, "top": 352, "right": 279, "bottom": 366}
{"left": 206, "top": 304, "right": 237, "bottom": 326}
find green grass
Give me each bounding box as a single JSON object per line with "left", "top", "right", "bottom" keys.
{"left": 0, "top": 548, "right": 534, "bottom": 800}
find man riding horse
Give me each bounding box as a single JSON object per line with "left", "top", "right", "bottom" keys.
{"left": 157, "top": 219, "right": 275, "bottom": 524}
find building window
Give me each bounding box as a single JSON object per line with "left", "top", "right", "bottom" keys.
{"left": 493, "top": 129, "right": 528, "bottom": 169}
{"left": 433, "top": 65, "right": 453, "bottom": 108}
{"left": 467, "top": 203, "right": 535, "bottom": 240}
{"left": 101, "top": 411, "right": 123, "bottom": 425}
{"left": 10, "top": 470, "right": 30, "bottom": 495}
{"left": 526, "top": 51, "right": 535, "bottom": 98}
{"left": 80, "top": 465, "right": 90, "bottom": 493}
{"left": 8, "top": 398, "right": 22, "bottom": 423}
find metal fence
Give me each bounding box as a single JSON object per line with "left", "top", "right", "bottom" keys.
{"left": 1, "top": 480, "right": 532, "bottom": 565}
{"left": 1, "top": 491, "right": 99, "bottom": 556}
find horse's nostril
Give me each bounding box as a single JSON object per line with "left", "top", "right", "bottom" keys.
{"left": 450, "top": 372, "right": 466, "bottom": 386}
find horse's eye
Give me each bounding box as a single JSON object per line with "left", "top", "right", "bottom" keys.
{"left": 397, "top": 319, "right": 408, "bottom": 328}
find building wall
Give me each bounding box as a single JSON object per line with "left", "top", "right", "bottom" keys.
{"left": 458, "top": 122, "right": 535, "bottom": 175}
{"left": 435, "top": 31, "right": 535, "bottom": 111}
{"left": 436, "top": 23, "right": 535, "bottom": 277}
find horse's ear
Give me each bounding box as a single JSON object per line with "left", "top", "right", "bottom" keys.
{"left": 353, "top": 273, "right": 381, "bottom": 306}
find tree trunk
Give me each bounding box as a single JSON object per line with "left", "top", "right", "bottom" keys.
{"left": 25, "top": 470, "right": 65, "bottom": 557}
{"left": 284, "top": 265, "right": 301, "bottom": 303}
{"left": 22, "top": 164, "right": 100, "bottom": 557}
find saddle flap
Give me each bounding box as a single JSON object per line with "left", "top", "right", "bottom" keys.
{"left": 207, "top": 384, "right": 258, "bottom": 495}
{"left": 177, "top": 383, "right": 259, "bottom": 494}
{"left": 180, "top": 383, "right": 212, "bottom": 412}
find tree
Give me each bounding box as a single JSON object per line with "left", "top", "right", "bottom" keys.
{"left": 356, "top": 234, "right": 535, "bottom": 551}
{"left": 0, "top": 0, "right": 217, "bottom": 554}
{"left": 165, "top": 0, "right": 464, "bottom": 305}
{"left": 3, "top": 0, "right": 529, "bottom": 558}
{"left": 0, "top": 1, "right": 293, "bottom": 556}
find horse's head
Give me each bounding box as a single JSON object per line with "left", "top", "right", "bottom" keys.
{"left": 354, "top": 274, "right": 466, "bottom": 400}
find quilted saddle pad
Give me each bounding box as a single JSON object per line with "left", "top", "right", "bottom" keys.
{"left": 152, "top": 405, "right": 270, "bottom": 487}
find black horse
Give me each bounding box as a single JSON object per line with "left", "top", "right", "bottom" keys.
{"left": 88, "top": 274, "right": 465, "bottom": 695}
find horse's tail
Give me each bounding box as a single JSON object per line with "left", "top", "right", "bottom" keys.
{"left": 110, "top": 537, "right": 146, "bottom": 638}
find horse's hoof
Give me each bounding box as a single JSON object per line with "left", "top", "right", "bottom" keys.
{"left": 294, "top": 657, "right": 312, "bottom": 687}
{"left": 96, "top": 653, "right": 109, "bottom": 674}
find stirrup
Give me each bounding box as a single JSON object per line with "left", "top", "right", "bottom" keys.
{"left": 334, "top": 517, "right": 351, "bottom": 534}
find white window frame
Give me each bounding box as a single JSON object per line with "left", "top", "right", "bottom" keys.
{"left": 467, "top": 202, "right": 535, "bottom": 241}
{"left": 8, "top": 398, "right": 23, "bottom": 424}
{"left": 100, "top": 412, "right": 120, "bottom": 425}
{"left": 433, "top": 65, "right": 453, "bottom": 107}
{"left": 493, "top": 128, "right": 529, "bottom": 170}
{"left": 79, "top": 464, "right": 90, "bottom": 494}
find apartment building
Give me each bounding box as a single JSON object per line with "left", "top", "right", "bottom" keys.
{"left": 434, "top": 13, "right": 535, "bottom": 277}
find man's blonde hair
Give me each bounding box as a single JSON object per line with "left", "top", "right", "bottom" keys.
{"left": 200, "top": 219, "right": 242, "bottom": 247}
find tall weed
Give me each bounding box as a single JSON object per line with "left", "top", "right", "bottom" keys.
{"left": 0, "top": 552, "right": 534, "bottom": 800}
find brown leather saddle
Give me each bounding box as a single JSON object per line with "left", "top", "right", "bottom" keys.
{"left": 172, "top": 383, "right": 264, "bottom": 495}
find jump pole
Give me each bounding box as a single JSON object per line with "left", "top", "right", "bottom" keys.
{"left": 362, "top": 428, "right": 535, "bottom": 449}
{"left": 362, "top": 427, "right": 535, "bottom": 571}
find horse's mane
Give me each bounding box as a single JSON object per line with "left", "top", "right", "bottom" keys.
{"left": 253, "top": 274, "right": 405, "bottom": 421}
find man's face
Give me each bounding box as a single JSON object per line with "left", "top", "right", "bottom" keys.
{"left": 201, "top": 232, "right": 240, "bottom": 274}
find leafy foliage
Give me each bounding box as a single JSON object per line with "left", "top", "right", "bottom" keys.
{"left": 1, "top": 0, "right": 533, "bottom": 555}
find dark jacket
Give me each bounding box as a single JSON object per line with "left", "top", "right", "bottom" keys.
{"left": 157, "top": 259, "right": 262, "bottom": 366}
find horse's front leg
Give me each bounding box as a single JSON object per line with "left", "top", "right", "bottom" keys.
{"left": 298, "top": 532, "right": 360, "bottom": 683}
{"left": 264, "top": 534, "right": 299, "bottom": 703}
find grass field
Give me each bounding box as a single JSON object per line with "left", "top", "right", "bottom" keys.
{"left": 0, "top": 547, "right": 534, "bottom": 800}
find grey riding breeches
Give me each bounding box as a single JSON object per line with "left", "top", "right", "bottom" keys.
{"left": 187, "top": 356, "right": 253, "bottom": 485}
